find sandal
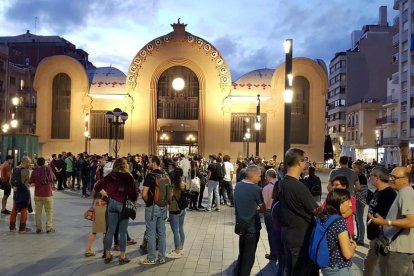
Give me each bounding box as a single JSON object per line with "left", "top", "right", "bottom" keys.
{"left": 84, "top": 250, "right": 96, "bottom": 257}
{"left": 119, "top": 257, "right": 130, "bottom": 265}
{"left": 127, "top": 239, "right": 137, "bottom": 246}
{"left": 104, "top": 255, "right": 113, "bottom": 264}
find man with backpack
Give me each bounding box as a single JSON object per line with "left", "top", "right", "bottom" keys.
{"left": 9, "top": 157, "right": 32, "bottom": 233}
{"left": 140, "top": 156, "right": 170, "bottom": 265}
{"left": 206, "top": 156, "right": 223, "bottom": 212}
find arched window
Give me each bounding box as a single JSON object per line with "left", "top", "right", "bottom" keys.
{"left": 157, "top": 66, "right": 199, "bottom": 120}
{"left": 291, "top": 76, "right": 310, "bottom": 144}
{"left": 51, "top": 73, "right": 71, "bottom": 139}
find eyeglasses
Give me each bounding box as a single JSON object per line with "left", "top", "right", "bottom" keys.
{"left": 390, "top": 174, "right": 406, "bottom": 180}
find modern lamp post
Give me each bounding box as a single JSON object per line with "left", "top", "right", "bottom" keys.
{"left": 375, "top": 130, "right": 380, "bottom": 162}
{"left": 244, "top": 117, "right": 251, "bottom": 159}
{"left": 255, "top": 94, "right": 261, "bottom": 157}
{"left": 11, "top": 96, "right": 19, "bottom": 165}
{"left": 105, "top": 108, "right": 128, "bottom": 158}
{"left": 283, "top": 39, "right": 293, "bottom": 169}
{"left": 84, "top": 113, "right": 89, "bottom": 153}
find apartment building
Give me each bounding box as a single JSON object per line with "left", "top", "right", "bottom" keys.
{"left": 327, "top": 6, "right": 396, "bottom": 160}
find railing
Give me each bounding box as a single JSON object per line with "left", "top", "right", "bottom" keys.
{"left": 376, "top": 115, "right": 397, "bottom": 125}
{"left": 382, "top": 137, "right": 399, "bottom": 146}
{"left": 392, "top": 72, "right": 399, "bottom": 84}
{"left": 385, "top": 95, "right": 399, "bottom": 104}
{"left": 157, "top": 97, "right": 199, "bottom": 120}
{"left": 402, "top": 88, "right": 408, "bottom": 101}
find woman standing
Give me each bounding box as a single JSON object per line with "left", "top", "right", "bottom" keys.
{"left": 94, "top": 158, "right": 138, "bottom": 265}
{"left": 84, "top": 182, "right": 107, "bottom": 257}
{"left": 304, "top": 166, "right": 322, "bottom": 202}
{"left": 318, "top": 189, "right": 356, "bottom": 276}
{"left": 166, "top": 167, "right": 187, "bottom": 258}
{"left": 352, "top": 161, "right": 367, "bottom": 245}
{"left": 30, "top": 157, "right": 56, "bottom": 233}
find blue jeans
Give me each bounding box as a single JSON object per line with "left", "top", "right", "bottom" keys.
{"left": 207, "top": 180, "right": 220, "bottom": 210}
{"left": 355, "top": 199, "right": 365, "bottom": 242}
{"left": 105, "top": 199, "right": 129, "bottom": 252}
{"left": 321, "top": 266, "right": 352, "bottom": 276}
{"left": 264, "top": 211, "right": 277, "bottom": 257}
{"left": 145, "top": 205, "right": 167, "bottom": 260}
{"left": 169, "top": 209, "right": 186, "bottom": 249}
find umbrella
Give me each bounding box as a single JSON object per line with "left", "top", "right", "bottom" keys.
{"left": 340, "top": 144, "right": 348, "bottom": 157}
{"left": 324, "top": 135, "right": 334, "bottom": 161}
{"left": 350, "top": 146, "right": 356, "bottom": 161}
{"left": 391, "top": 147, "right": 401, "bottom": 166}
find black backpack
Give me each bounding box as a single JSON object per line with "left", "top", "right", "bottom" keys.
{"left": 11, "top": 168, "right": 23, "bottom": 188}
{"left": 174, "top": 190, "right": 191, "bottom": 210}
{"left": 216, "top": 163, "right": 225, "bottom": 180}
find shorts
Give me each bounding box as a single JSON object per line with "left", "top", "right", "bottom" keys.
{"left": 3, "top": 184, "right": 11, "bottom": 196}
{"left": 66, "top": 171, "right": 74, "bottom": 178}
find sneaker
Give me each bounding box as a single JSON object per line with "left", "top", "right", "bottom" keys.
{"left": 158, "top": 257, "right": 166, "bottom": 264}
{"left": 1, "top": 209, "right": 11, "bottom": 215}
{"left": 36, "top": 229, "right": 42, "bottom": 234}
{"left": 166, "top": 250, "right": 183, "bottom": 259}
{"left": 46, "top": 228, "right": 55, "bottom": 233}
{"left": 215, "top": 208, "right": 220, "bottom": 212}
{"left": 197, "top": 205, "right": 205, "bottom": 209}
{"left": 139, "top": 257, "right": 156, "bottom": 265}
{"left": 206, "top": 209, "right": 212, "bottom": 212}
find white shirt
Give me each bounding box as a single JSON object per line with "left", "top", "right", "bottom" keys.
{"left": 179, "top": 158, "right": 191, "bottom": 177}
{"left": 223, "top": 161, "right": 234, "bottom": 181}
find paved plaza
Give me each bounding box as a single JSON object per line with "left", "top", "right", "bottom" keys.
{"left": 0, "top": 171, "right": 368, "bottom": 276}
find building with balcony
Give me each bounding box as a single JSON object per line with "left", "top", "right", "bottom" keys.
{"left": 327, "top": 6, "right": 397, "bottom": 160}
{"left": 344, "top": 102, "right": 383, "bottom": 162}
{"left": 389, "top": 0, "right": 414, "bottom": 164}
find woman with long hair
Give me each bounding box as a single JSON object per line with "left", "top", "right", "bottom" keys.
{"left": 330, "top": 175, "right": 356, "bottom": 239}
{"left": 166, "top": 167, "right": 188, "bottom": 258}
{"left": 94, "top": 158, "right": 138, "bottom": 265}
{"left": 318, "top": 189, "right": 356, "bottom": 275}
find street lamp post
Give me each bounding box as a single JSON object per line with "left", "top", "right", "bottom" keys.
{"left": 283, "top": 39, "right": 293, "bottom": 169}
{"left": 105, "top": 108, "right": 128, "bottom": 158}
{"left": 244, "top": 117, "right": 251, "bottom": 159}
{"left": 84, "top": 113, "right": 89, "bottom": 154}
{"left": 11, "top": 96, "right": 19, "bottom": 166}
{"left": 255, "top": 94, "right": 261, "bottom": 157}
{"left": 375, "top": 130, "right": 380, "bottom": 162}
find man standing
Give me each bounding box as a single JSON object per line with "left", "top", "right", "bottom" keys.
{"left": 263, "top": 168, "right": 277, "bottom": 261}
{"left": 328, "top": 156, "right": 360, "bottom": 194}
{"left": 140, "top": 156, "right": 167, "bottom": 264}
{"left": 370, "top": 166, "right": 414, "bottom": 276}
{"left": 179, "top": 154, "right": 191, "bottom": 185}
{"left": 55, "top": 154, "right": 66, "bottom": 190}
{"left": 222, "top": 155, "right": 234, "bottom": 206}
{"left": 9, "top": 157, "right": 31, "bottom": 233}
{"left": 65, "top": 152, "right": 74, "bottom": 189}
{"left": 206, "top": 156, "right": 221, "bottom": 212}
{"left": 1, "top": 155, "right": 13, "bottom": 215}
{"left": 234, "top": 165, "right": 266, "bottom": 276}
{"left": 279, "top": 148, "right": 318, "bottom": 276}
{"left": 363, "top": 166, "right": 396, "bottom": 276}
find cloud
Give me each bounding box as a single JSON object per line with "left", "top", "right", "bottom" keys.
{"left": 4, "top": 0, "right": 160, "bottom": 34}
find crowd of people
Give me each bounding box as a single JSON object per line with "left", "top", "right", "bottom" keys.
{"left": 0, "top": 149, "right": 413, "bottom": 275}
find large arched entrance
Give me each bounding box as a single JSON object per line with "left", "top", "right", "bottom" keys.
{"left": 156, "top": 65, "right": 200, "bottom": 155}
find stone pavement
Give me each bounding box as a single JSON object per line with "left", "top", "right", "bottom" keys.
{"left": 0, "top": 171, "right": 368, "bottom": 276}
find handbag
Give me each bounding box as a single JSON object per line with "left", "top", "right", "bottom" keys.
{"left": 375, "top": 228, "right": 405, "bottom": 256}
{"left": 234, "top": 218, "right": 251, "bottom": 236}
{"left": 84, "top": 208, "right": 94, "bottom": 221}
{"left": 120, "top": 196, "right": 138, "bottom": 220}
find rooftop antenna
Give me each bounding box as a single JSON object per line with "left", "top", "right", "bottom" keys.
{"left": 34, "top": 16, "right": 38, "bottom": 34}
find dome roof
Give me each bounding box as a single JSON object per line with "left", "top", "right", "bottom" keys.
{"left": 233, "top": 68, "right": 274, "bottom": 90}
{"left": 88, "top": 67, "right": 126, "bottom": 95}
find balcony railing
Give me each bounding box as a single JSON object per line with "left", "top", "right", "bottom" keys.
{"left": 376, "top": 115, "right": 397, "bottom": 126}
{"left": 382, "top": 137, "right": 399, "bottom": 146}
{"left": 385, "top": 94, "right": 399, "bottom": 104}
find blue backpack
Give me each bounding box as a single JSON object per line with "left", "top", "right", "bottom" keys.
{"left": 309, "top": 214, "right": 342, "bottom": 268}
